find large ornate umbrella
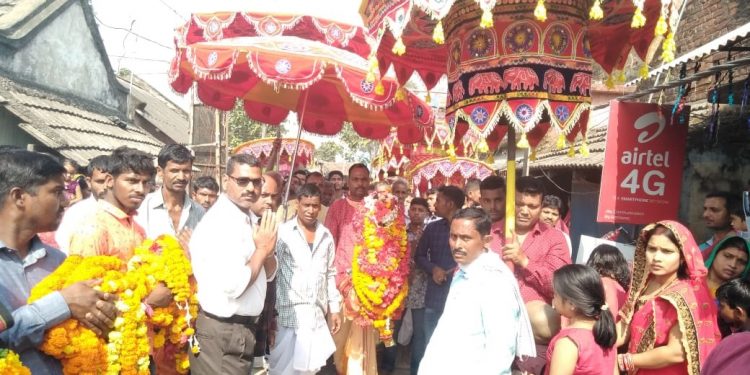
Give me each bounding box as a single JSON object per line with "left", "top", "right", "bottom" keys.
{"left": 407, "top": 154, "right": 495, "bottom": 195}
{"left": 169, "top": 12, "right": 435, "bottom": 202}
{"left": 374, "top": 113, "right": 454, "bottom": 177}
{"left": 233, "top": 137, "right": 315, "bottom": 176}
{"left": 360, "top": 0, "right": 680, "bottom": 233}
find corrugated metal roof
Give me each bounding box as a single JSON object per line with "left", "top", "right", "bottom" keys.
{"left": 628, "top": 20, "right": 750, "bottom": 86}
{"left": 0, "top": 75, "right": 163, "bottom": 165}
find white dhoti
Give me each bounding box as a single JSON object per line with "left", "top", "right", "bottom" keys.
{"left": 269, "top": 320, "right": 336, "bottom": 375}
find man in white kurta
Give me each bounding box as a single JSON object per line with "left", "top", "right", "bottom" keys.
{"left": 270, "top": 184, "right": 342, "bottom": 375}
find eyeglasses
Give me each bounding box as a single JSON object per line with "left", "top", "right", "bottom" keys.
{"left": 227, "top": 175, "right": 263, "bottom": 188}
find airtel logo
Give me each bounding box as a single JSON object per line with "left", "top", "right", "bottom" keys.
{"left": 633, "top": 112, "right": 666, "bottom": 144}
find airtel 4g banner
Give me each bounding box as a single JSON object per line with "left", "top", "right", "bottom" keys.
{"left": 597, "top": 100, "right": 689, "bottom": 224}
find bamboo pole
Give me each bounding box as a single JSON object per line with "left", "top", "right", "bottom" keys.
{"left": 505, "top": 127, "right": 516, "bottom": 239}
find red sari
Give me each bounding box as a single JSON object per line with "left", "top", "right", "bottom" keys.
{"left": 619, "top": 221, "right": 720, "bottom": 375}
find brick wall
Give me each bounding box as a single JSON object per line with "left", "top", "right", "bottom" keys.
{"left": 637, "top": 0, "right": 750, "bottom": 105}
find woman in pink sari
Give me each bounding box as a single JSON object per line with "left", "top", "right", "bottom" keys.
{"left": 616, "top": 220, "right": 720, "bottom": 375}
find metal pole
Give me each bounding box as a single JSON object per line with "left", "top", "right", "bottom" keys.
{"left": 522, "top": 147, "right": 530, "bottom": 176}
{"left": 505, "top": 127, "right": 516, "bottom": 239}
{"left": 214, "top": 108, "right": 222, "bottom": 189}
{"left": 282, "top": 91, "right": 310, "bottom": 218}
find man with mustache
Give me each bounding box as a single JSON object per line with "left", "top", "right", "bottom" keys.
{"left": 419, "top": 208, "right": 535, "bottom": 374}
{"left": 415, "top": 186, "right": 465, "bottom": 350}
{"left": 55, "top": 154, "right": 110, "bottom": 253}
{"left": 495, "top": 176, "right": 571, "bottom": 375}
{"left": 136, "top": 144, "right": 205, "bottom": 249}
{"left": 189, "top": 154, "right": 278, "bottom": 374}
{"left": 269, "top": 183, "right": 342, "bottom": 374}
{"left": 325, "top": 163, "right": 374, "bottom": 374}
{"left": 0, "top": 150, "right": 118, "bottom": 374}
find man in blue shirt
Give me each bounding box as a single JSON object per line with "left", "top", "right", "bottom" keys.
{"left": 0, "top": 150, "right": 117, "bottom": 374}
{"left": 415, "top": 185, "right": 465, "bottom": 346}
{"left": 419, "top": 208, "right": 535, "bottom": 374}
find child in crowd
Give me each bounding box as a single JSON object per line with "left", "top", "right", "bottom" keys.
{"left": 546, "top": 264, "right": 617, "bottom": 375}
{"left": 62, "top": 158, "right": 83, "bottom": 205}
{"left": 701, "top": 278, "right": 750, "bottom": 375}
{"left": 586, "top": 244, "right": 630, "bottom": 319}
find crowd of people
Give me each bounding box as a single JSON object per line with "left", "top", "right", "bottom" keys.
{"left": 1, "top": 143, "right": 750, "bottom": 375}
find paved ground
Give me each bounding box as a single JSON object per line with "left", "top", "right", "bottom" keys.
{"left": 254, "top": 345, "right": 412, "bottom": 375}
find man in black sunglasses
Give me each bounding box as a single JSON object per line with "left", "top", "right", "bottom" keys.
{"left": 189, "top": 153, "right": 279, "bottom": 374}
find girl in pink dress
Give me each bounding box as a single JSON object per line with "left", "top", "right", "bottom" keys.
{"left": 587, "top": 244, "right": 630, "bottom": 320}
{"left": 546, "top": 264, "right": 617, "bottom": 375}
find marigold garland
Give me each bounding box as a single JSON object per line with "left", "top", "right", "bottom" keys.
{"left": 351, "top": 195, "right": 409, "bottom": 345}
{"left": 0, "top": 349, "right": 31, "bottom": 375}
{"left": 27, "top": 235, "right": 197, "bottom": 375}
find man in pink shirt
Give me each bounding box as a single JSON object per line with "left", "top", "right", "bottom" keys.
{"left": 324, "top": 163, "right": 374, "bottom": 374}
{"left": 488, "top": 176, "right": 571, "bottom": 375}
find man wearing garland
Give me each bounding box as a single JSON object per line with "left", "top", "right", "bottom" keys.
{"left": 188, "top": 154, "right": 278, "bottom": 374}
{"left": 325, "top": 163, "right": 375, "bottom": 374}
{"left": 270, "top": 183, "right": 342, "bottom": 374}
{"left": 0, "top": 150, "right": 117, "bottom": 374}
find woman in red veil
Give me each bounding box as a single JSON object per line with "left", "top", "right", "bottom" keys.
{"left": 616, "top": 220, "right": 720, "bottom": 375}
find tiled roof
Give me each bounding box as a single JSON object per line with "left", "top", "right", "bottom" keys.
{"left": 0, "top": 0, "right": 71, "bottom": 46}
{"left": 117, "top": 75, "right": 189, "bottom": 144}
{"left": 0, "top": 75, "right": 163, "bottom": 164}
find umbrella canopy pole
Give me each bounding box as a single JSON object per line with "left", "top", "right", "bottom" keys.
{"left": 282, "top": 91, "right": 310, "bottom": 218}
{"left": 505, "top": 127, "right": 516, "bottom": 239}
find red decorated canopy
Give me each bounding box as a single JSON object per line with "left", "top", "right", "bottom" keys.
{"left": 233, "top": 137, "right": 315, "bottom": 173}
{"left": 360, "top": 0, "right": 678, "bottom": 150}
{"left": 169, "top": 12, "right": 435, "bottom": 143}
{"left": 407, "top": 155, "right": 494, "bottom": 194}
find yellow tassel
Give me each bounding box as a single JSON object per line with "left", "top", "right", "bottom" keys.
{"left": 375, "top": 80, "right": 384, "bottom": 95}
{"left": 516, "top": 132, "right": 530, "bottom": 149}
{"left": 529, "top": 148, "right": 537, "bottom": 161}
{"left": 605, "top": 75, "right": 615, "bottom": 89}
{"left": 567, "top": 145, "right": 576, "bottom": 158}
{"left": 366, "top": 55, "right": 378, "bottom": 83}
{"left": 589, "top": 0, "right": 604, "bottom": 20}
{"left": 616, "top": 70, "right": 627, "bottom": 84}
{"left": 534, "top": 0, "right": 547, "bottom": 22}
{"left": 425, "top": 91, "right": 431, "bottom": 103}
{"left": 486, "top": 153, "right": 495, "bottom": 164}
{"left": 432, "top": 21, "right": 445, "bottom": 44}
{"left": 392, "top": 37, "right": 406, "bottom": 56}
{"left": 579, "top": 140, "right": 590, "bottom": 157}
{"left": 639, "top": 63, "right": 650, "bottom": 79}
{"left": 448, "top": 144, "right": 457, "bottom": 162}
{"left": 480, "top": 8, "right": 493, "bottom": 29}
{"left": 477, "top": 139, "right": 489, "bottom": 153}
{"left": 655, "top": 15, "right": 668, "bottom": 36}
{"left": 556, "top": 134, "right": 565, "bottom": 150}
{"left": 661, "top": 32, "right": 676, "bottom": 62}
{"left": 395, "top": 87, "right": 406, "bottom": 101}
{"left": 631, "top": 7, "right": 646, "bottom": 28}
{"left": 399, "top": 144, "right": 404, "bottom": 154}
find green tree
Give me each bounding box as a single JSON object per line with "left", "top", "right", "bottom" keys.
{"left": 316, "top": 141, "right": 343, "bottom": 162}
{"left": 339, "top": 123, "right": 378, "bottom": 163}
{"left": 227, "top": 102, "right": 285, "bottom": 149}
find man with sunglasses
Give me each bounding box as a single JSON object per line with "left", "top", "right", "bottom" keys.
{"left": 188, "top": 154, "right": 279, "bottom": 374}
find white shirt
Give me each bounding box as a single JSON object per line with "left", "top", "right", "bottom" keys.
{"left": 189, "top": 194, "right": 276, "bottom": 317}
{"left": 55, "top": 195, "right": 98, "bottom": 253}
{"left": 136, "top": 189, "right": 205, "bottom": 238}
{"left": 419, "top": 251, "right": 535, "bottom": 375}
